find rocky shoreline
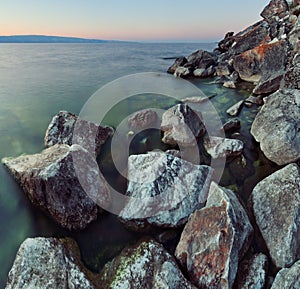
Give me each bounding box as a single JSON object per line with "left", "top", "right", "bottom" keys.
{"left": 2, "top": 0, "right": 300, "bottom": 288}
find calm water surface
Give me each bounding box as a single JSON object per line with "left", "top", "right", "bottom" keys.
{"left": 0, "top": 43, "right": 278, "bottom": 286}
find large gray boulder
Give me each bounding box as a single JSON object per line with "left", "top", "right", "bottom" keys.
{"left": 251, "top": 89, "right": 300, "bottom": 165}
{"left": 271, "top": 260, "right": 300, "bottom": 288}
{"left": 119, "top": 151, "right": 213, "bottom": 230}
{"left": 2, "top": 144, "right": 110, "bottom": 230}
{"left": 251, "top": 163, "right": 300, "bottom": 269}
{"left": 175, "top": 183, "right": 253, "bottom": 289}
{"left": 99, "top": 239, "right": 197, "bottom": 289}
{"left": 5, "top": 237, "right": 98, "bottom": 289}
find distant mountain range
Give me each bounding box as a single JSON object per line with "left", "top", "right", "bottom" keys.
{"left": 0, "top": 35, "right": 126, "bottom": 43}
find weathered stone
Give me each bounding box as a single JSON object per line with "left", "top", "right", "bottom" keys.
{"left": 161, "top": 104, "right": 206, "bottom": 147}
{"left": 283, "top": 63, "right": 300, "bottom": 89}
{"left": 5, "top": 237, "right": 98, "bottom": 289}
{"left": 252, "top": 72, "right": 284, "bottom": 95}
{"left": 289, "top": 14, "right": 300, "bottom": 50}
{"left": 235, "top": 253, "right": 268, "bottom": 289}
{"left": 119, "top": 151, "right": 213, "bottom": 229}
{"left": 44, "top": 110, "right": 113, "bottom": 156}
{"left": 174, "top": 66, "right": 190, "bottom": 77}
{"left": 216, "top": 61, "right": 233, "bottom": 76}
{"left": 127, "top": 109, "right": 158, "bottom": 130}
{"left": 218, "top": 31, "right": 235, "bottom": 53}
{"left": 193, "top": 65, "right": 215, "bottom": 78}
{"left": 204, "top": 136, "right": 244, "bottom": 160}
{"left": 185, "top": 49, "right": 216, "bottom": 70}
{"left": 2, "top": 144, "right": 110, "bottom": 230}
{"left": 167, "top": 56, "right": 188, "bottom": 74}
{"left": 223, "top": 80, "right": 236, "bottom": 89}
{"left": 99, "top": 239, "right": 197, "bottom": 289}
{"left": 245, "top": 95, "right": 264, "bottom": 106}
{"left": 222, "top": 118, "right": 241, "bottom": 132}
{"left": 261, "top": 0, "right": 290, "bottom": 22}
{"left": 251, "top": 89, "right": 300, "bottom": 165}
{"left": 233, "top": 39, "right": 288, "bottom": 83}
{"left": 226, "top": 100, "right": 244, "bottom": 117}
{"left": 175, "top": 182, "right": 253, "bottom": 289}
{"left": 181, "top": 96, "right": 209, "bottom": 103}
{"left": 271, "top": 260, "right": 300, "bottom": 288}
{"left": 251, "top": 163, "right": 300, "bottom": 268}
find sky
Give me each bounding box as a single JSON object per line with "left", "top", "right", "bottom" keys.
{"left": 0, "top": 0, "right": 270, "bottom": 42}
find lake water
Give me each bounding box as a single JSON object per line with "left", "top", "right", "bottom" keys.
{"left": 0, "top": 43, "right": 279, "bottom": 286}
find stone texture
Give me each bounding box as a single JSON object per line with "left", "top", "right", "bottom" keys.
{"left": 235, "top": 253, "right": 268, "bottom": 289}
{"left": 119, "top": 151, "right": 213, "bottom": 229}
{"left": 251, "top": 163, "right": 300, "bottom": 268}
{"left": 99, "top": 239, "right": 197, "bottom": 289}
{"left": 5, "top": 237, "right": 98, "bottom": 289}
{"left": 44, "top": 110, "right": 113, "bottom": 156}
{"left": 161, "top": 104, "right": 206, "bottom": 147}
{"left": 271, "top": 260, "right": 300, "bottom": 289}
{"left": 252, "top": 72, "right": 284, "bottom": 95}
{"left": 261, "top": 0, "right": 290, "bottom": 22}
{"left": 222, "top": 118, "right": 241, "bottom": 132}
{"left": 223, "top": 80, "right": 236, "bottom": 89}
{"left": 226, "top": 100, "right": 244, "bottom": 117}
{"left": 127, "top": 109, "right": 158, "bottom": 130}
{"left": 2, "top": 144, "right": 110, "bottom": 230}
{"left": 167, "top": 56, "right": 188, "bottom": 74}
{"left": 175, "top": 183, "right": 253, "bottom": 289}
{"left": 204, "top": 136, "right": 244, "bottom": 160}
{"left": 251, "top": 89, "right": 300, "bottom": 165}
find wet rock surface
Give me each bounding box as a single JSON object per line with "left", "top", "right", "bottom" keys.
{"left": 5, "top": 237, "right": 98, "bottom": 289}
{"left": 99, "top": 239, "right": 197, "bottom": 289}
{"left": 251, "top": 163, "right": 300, "bottom": 269}
{"left": 2, "top": 144, "right": 110, "bottom": 230}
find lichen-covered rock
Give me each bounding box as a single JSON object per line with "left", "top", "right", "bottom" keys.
{"left": 251, "top": 89, "right": 300, "bottom": 165}
{"left": 235, "top": 253, "right": 268, "bottom": 289}
{"left": 127, "top": 109, "right": 158, "bottom": 130}
{"left": 45, "top": 110, "right": 113, "bottom": 156}
{"left": 161, "top": 104, "right": 206, "bottom": 147}
{"left": 251, "top": 163, "right": 300, "bottom": 268}
{"left": 5, "top": 237, "right": 98, "bottom": 289}
{"left": 270, "top": 260, "right": 300, "bottom": 289}
{"left": 119, "top": 151, "right": 213, "bottom": 229}
{"left": 99, "top": 239, "right": 197, "bottom": 289}
{"left": 2, "top": 144, "right": 110, "bottom": 230}
{"left": 204, "top": 136, "right": 244, "bottom": 160}
{"left": 167, "top": 56, "right": 188, "bottom": 74}
{"left": 226, "top": 100, "right": 244, "bottom": 117}
{"left": 175, "top": 183, "right": 253, "bottom": 289}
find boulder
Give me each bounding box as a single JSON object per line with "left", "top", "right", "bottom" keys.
{"left": 204, "top": 136, "right": 244, "bottom": 160}
{"left": 283, "top": 63, "right": 300, "bottom": 89}
{"left": 185, "top": 49, "right": 216, "bottom": 70}
{"left": 252, "top": 72, "right": 284, "bottom": 95}
{"left": 175, "top": 183, "right": 253, "bottom": 289}
{"left": 271, "top": 260, "right": 300, "bottom": 288}
{"left": 222, "top": 118, "right": 241, "bottom": 132}
{"left": 161, "top": 104, "right": 206, "bottom": 147}
{"left": 226, "top": 100, "right": 244, "bottom": 117}
{"left": 223, "top": 80, "right": 236, "bottom": 89}
{"left": 99, "top": 239, "right": 197, "bottom": 289}
{"left": 127, "top": 109, "right": 158, "bottom": 130}
{"left": 233, "top": 39, "right": 288, "bottom": 83}
{"left": 251, "top": 89, "right": 300, "bottom": 165}
{"left": 174, "top": 66, "right": 190, "bottom": 77}
{"left": 251, "top": 163, "right": 300, "bottom": 268}
{"left": 261, "top": 0, "right": 290, "bottom": 22}
{"left": 5, "top": 237, "right": 98, "bottom": 289}
{"left": 193, "top": 66, "right": 215, "bottom": 78}
{"left": 119, "top": 151, "right": 213, "bottom": 229}
{"left": 167, "top": 56, "right": 188, "bottom": 74}
{"left": 235, "top": 253, "right": 268, "bottom": 289}
{"left": 245, "top": 95, "right": 264, "bottom": 106}
{"left": 2, "top": 144, "right": 110, "bottom": 230}
{"left": 44, "top": 111, "right": 113, "bottom": 156}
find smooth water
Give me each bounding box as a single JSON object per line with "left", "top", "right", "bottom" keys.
{"left": 0, "top": 43, "right": 278, "bottom": 286}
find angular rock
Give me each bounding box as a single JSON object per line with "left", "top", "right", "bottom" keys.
{"left": 127, "top": 109, "right": 158, "bottom": 130}
{"left": 261, "top": 0, "right": 290, "bottom": 22}
{"left": 161, "top": 104, "right": 206, "bottom": 147}
{"left": 271, "top": 260, "right": 300, "bottom": 289}
{"left": 175, "top": 183, "right": 253, "bottom": 289}
{"left": 251, "top": 89, "right": 300, "bottom": 165}
{"left": 44, "top": 110, "right": 113, "bottom": 156}
{"left": 100, "top": 239, "right": 197, "bottom": 289}
{"left": 283, "top": 63, "right": 300, "bottom": 89}
{"left": 174, "top": 66, "right": 190, "bottom": 77}
{"left": 251, "top": 163, "right": 300, "bottom": 268}
{"left": 223, "top": 80, "right": 236, "bottom": 89}
{"left": 235, "top": 253, "right": 268, "bottom": 289}
{"left": 226, "top": 100, "right": 244, "bottom": 117}
{"left": 5, "top": 237, "right": 98, "bottom": 289}
{"left": 167, "top": 56, "right": 188, "bottom": 74}
{"left": 222, "top": 118, "right": 241, "bottom": 132}
{"left": 185, "top": 49, "right": 216, "bottom": 70}
{"left": 233, "top": 39, "right": 288, "bottom": 83}
{"left": 119, "top": 152, "right": 213, "bottom": 229}
{"left": 218, "top": 31, "right": 235, "bottom": 53}
{"left": 193, "top": 66, "right": 215, "bottom": 78}
{"left": 204, "top": 136, "right": 244, "bottom": 160}
{"left": 252, "top": 72, "right": 284, "bottom": 95}
{"left": 245, "top": 95, "right": 264, "bottom": 106}
{"left": 2, "top": 144, "right": 110, "bottom": 230}
{"left": 216, "top": 61, "right": 233, "bottom": 76}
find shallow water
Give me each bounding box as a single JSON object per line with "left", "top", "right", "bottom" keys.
{"left": 0, "top": 43, "right": 279, "bottom": 286}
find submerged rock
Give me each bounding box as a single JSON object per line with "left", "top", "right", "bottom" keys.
{"left": 119, "top": 151, "right": 213, "bottom": 229}
{"left": 251, "top": 89, "right": 300, "bottom": 165}
{"left": 127, "top": 109, "right": 158, "bottom": 130}
{"left": 251, "top": 163, "right": 300, "bottom": 268}
{"left": 161, "top": 104, "right": 206, "bottom": 147}
{"left": 175, "top": 183, "right": 253, "bottom": 289}
{"left": 100, "top": 239, "right": 196, "bottom": 289}
{"left": 44, "top": 110, "right": 113, "bottom": 156}
{"left": 2, "top": 144, "right": 110, "bottom": 230}
{"left": 5, "top": 237, "right": 98, "bottom": 289}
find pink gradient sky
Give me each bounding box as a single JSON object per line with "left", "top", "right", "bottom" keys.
{"left": 0, "top": 0, "right": 269, "bottom": 42}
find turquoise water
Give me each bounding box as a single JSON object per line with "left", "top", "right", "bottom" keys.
{"left": 0, "top": 43, "right": 278, "bottom": 286}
